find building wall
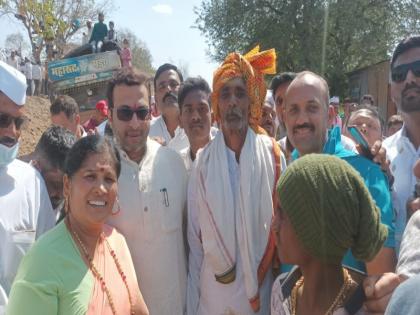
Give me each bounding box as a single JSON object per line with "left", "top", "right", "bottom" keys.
{"left": 348, "top": 60, "right": 396, "bottom": 121}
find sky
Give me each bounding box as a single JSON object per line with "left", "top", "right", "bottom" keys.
{"left": 0, "top": 0, "right": 219, "bottom": 84}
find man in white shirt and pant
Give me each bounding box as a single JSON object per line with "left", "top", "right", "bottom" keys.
{"left": 0, "top": 61, "right": 55, "bottom": 305}
{"left": 187, "top": 47, "right": 286, "bottom": 315}
{"left": 149, "top": 63, "right": 189, "bottom": 153}
{"left": 107, "top": 68, "right": 188, "bottom": 315}
{"left": 383, "top": 35, "right": 420, "bottom": 253}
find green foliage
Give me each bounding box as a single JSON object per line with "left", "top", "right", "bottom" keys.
{"left": 195, "top": 0, "right": 419, "bottom": 96}
{"left": 118, "top": 29, "right": 155, "bottom": 75}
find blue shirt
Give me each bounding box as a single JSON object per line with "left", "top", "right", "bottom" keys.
{"left": 281, "top": 127, "right": 395, "bottom": 273}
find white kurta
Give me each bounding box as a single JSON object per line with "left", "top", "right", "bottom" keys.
{"left": 383, "top": 126, "right": 420, "bottom": 253}
{"left": 149, "top": 115, "right": 189, "bottom": 153}
{"left": 0, "top": 159, "right": 55, "bottom": 296}
{"left": 108, "top": 138, "right": 188, "bottom": 315}
{"left": 187, "top": 129, "right": 286, "bottom": 315}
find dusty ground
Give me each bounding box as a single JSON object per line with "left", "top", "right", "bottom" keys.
{"left": 19, "top": 96, "right": 52, "bottom": 157}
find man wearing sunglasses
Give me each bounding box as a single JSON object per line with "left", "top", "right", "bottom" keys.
{"left": 0, "top": 61, "right": 55, "bottom": 301}
{"left": 107, "top": 67, "right": 188, "bottom": 315}
{"left": 362, "top": 35, "right": 420, "bottom": 315}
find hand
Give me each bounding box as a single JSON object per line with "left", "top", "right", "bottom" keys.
{"left": 363, "top": 273, "right": 405, "bottom": 314}
{"left": 407, "top": 197, "right": 420, "bottom": 219}
{"left": 150, "top": 136, "right": 166, "bottom": 146}
{"left": 370, "top": 140, "right": 390, "bottom": 172}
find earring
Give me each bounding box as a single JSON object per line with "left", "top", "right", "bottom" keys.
{"left": 111, "top": 198, "right": 121, "bottom": 216}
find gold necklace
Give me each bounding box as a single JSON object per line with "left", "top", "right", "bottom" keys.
{"left": 66, "top": 218, "right": 135, "bottom": 315}
{"left": 290, "top": 268, "right": 355, "bottom": 315}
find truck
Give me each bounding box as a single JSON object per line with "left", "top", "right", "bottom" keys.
{"left": 47, "top": 49, "right": 121, "bottom": 122}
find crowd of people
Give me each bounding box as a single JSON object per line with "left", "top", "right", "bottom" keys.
{"left": 0, "top": 32, "right": 419, "bottom": 315}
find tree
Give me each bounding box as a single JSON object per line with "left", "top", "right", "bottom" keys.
{"left": 195, "top": 0, "right": 420, "bottom": 96}
{"left": 4, "top": 32, "right": 30, "bottom": 56}
{"left": 118, "top": 28, "right": 155, "bottom": 75}
{"left": 0, "top": 0, "right": 113, "bottom": 62}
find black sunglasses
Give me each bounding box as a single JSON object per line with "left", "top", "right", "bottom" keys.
{"left": 0, "top": 113, "right": 26, "bottom": 129}
{"left": 116, "top": 107, "right": 150, "bottom": 122}
{"left": 391, "top": 60, "right": 420, "bottom": 83}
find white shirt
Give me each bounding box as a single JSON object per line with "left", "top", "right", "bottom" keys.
{"left": 82, "top": 28, "right": 93, "bottom": 45}
{"left": 6, "top": 58, "right": 18, "bottom": 70}
{"left": 0, "top": 159, "right": 55, "bottom": 296}
{"left": 383, "top": 126, "right": 420, "bottom": 253}
{"left": 24, "top": 62, "right": 32, "bottom": 80}
{"left": 149, "top": 115, "right": 189, "bottom": 153}
{"left": 31, "top": 64, "right": 42, "bottom": 80}
{"left": 108, "top": 139, "right": 188, "bottom": 315}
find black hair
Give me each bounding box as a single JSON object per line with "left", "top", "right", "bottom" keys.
{"left": 153, "top": 63, "right": 183, "bottom": 89}
{"left": 387, "top": 114, "right": 403, "bottom": 128}
{"left": 34, "top": 126, "right": 77, "bottom": 172}
{"left": 178, "top": 77, "right": 211, "bottom": 110}
{"left": 65, "top": 135, "right": 121, "bottom": 178}
{"left": 50, "top": 95, "right": 79, "bottom": 119}
{"left": 270, "top": 72, "right": 297, "bottom": 100}
{"left": 107, "top": 67, "right": 149, "bottom": 109}
{"left": 109, "top": 21, "right": 114, "bottom": 25}
{"left": 391, "top": 35, "right": 420, "bottom": 68}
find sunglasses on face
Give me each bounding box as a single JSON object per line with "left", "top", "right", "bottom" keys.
{"left": 116, "top": 107, "right": 150, "bottom": 122}
{"left": 391, "top": 60, "right": 420, "bottom": 83}
{"left": 0, "top": 113, "right": 26, "bottom": 129}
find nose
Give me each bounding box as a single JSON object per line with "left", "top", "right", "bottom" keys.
{"left": 191, "top": 109, "right": 201, "bottom": 121}
{"left": 406, "top": 69, "right": 418, "bottom": 84}
{"left": 295, "top": 110, "right": 309, "bottom": 126}
{"left": 128, "top": 112, "right": 141, "bottom": 128}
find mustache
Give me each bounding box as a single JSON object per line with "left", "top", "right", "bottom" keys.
{"left": 402, "top": 82, "right": 420, "bottom": 95}
{"left": 225, "top": 107, "right": 243, "bottom": 118}
{"left": 293, "top": 123, "right": 315, "bottom": 133}
{"left": 0, "top": 136, "right": 17, "bottom": 146}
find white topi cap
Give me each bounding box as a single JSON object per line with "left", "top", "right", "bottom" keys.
{"left": 0, "top": 60, "right": 27, "bottom": 106}
{"left": 329, "top": 96, "right": 340, "bottom": 104}
{"left": 264, "top": 90, "right": 275, "bottom": 110}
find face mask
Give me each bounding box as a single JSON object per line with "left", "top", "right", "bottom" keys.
{"left": 0, "top": 142, "right": 19, "bottom": 167}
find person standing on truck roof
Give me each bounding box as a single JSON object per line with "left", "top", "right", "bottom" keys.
{"left": 89, "top": 13, "right": 108, "bottom": 53}
{"left": 82, "top": 20, "right": 93, "bottom": 45}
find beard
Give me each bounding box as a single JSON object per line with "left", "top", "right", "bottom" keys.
{"left": 401, "top": 84, "right": 420, "bottom": 113}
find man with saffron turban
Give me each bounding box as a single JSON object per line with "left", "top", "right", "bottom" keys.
{"left": 187, "top": 46, "right": 287, "bottom": 315}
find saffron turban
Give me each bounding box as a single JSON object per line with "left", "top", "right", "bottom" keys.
{"left": 212, "top": 46, "right": 277, "bottom": 132}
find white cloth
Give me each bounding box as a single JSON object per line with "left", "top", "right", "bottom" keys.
{"left": 0, "top": 61, "right": 26, "bottom": 106}
{"left": 149, "top": 115, "right": 189, "bottom": 153}
{"left": 383, "top": 126, "right": 420, "bottom": 253}
{"left": 31, "top": 64, "right": 42, "bottom": 80}
{"left": 82, "top": 28, "right": 93, "bottom": 45}
{"left": 0, "top": 159, "right": 55, "bottom": 296}
{"left": 96, "top": 119, "right": 108, "bottom": 135}
{"left": 341, "top": 134, "right": 358, "bottom": 152}
{"left": 6, "top": 58, "right": 18, "bottom": 70}
{"left": 24, "top": 62, "right": 32, "bottom": 80}
{"left": 180, "top": 127, "right": 219, "bottom": 176}
{"left": 187, "top": 128, "right": 286, "bottom": 315}
{"left": 397, "top": 211, "right": 420, "bottom": 278}
{"left": 107, "top": 138, "right": 188, "bottom": 315}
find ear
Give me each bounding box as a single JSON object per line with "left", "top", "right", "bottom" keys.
{"left": 108, "top": 107, "right": 113, "bottom": 123}
{"left": 63, "top": 174, "right": 70, "bottom": 199}
{"left": 75, "top": 114, "right": 80, "bottom": 125}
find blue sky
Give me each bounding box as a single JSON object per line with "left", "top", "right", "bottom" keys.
{"left": 0, "top": 1, "right": 218, "bottom": 83}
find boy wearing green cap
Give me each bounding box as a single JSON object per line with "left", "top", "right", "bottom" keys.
{"left": 271, "top": 154, "right": 387, "bottom": 315}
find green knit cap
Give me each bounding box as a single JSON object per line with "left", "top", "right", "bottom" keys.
{"left": 277, "top": 154, "right": 388, "bottom": 264}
